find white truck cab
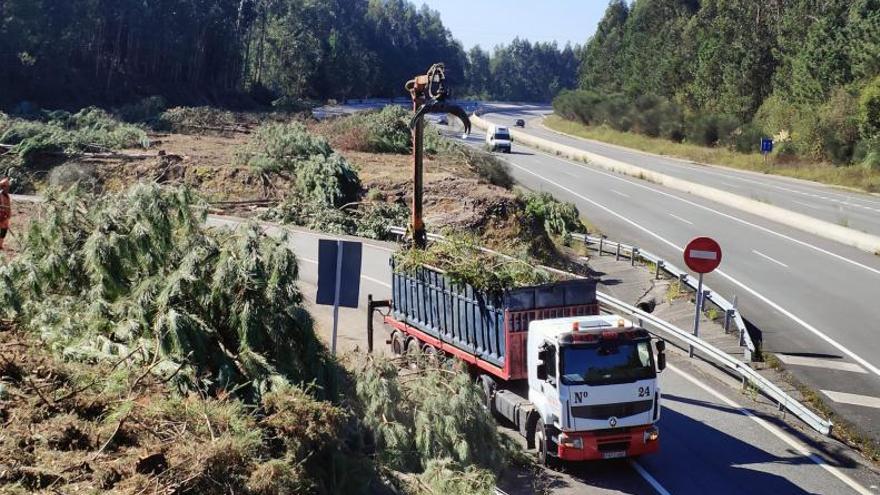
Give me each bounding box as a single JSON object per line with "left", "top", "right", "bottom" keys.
{"left": 485, "top": 124, "right": 512, "bottom": 153}
{"left": 526, "top": 315, "right": 664, "bottom": 462}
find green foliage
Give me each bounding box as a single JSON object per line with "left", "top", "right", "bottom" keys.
{"left": 394, "top": 234, "right": 556, "bottom": 292}
{"left": 238, "top": 121, "right": 360, "bottom": 206}
{"left": 261, "top": 193, "right": 408, "bottom": 242}
{"left": 160, "top": 106, "right": 235, "bottom": 131}
{"left": 573, "top": 0, "right": 880, "bottom": 165}
{"left": 860, "top": 76, "right": 880, "bottom": 144}
{"left": 522, "top": 191, "right": 584, "bottom": 238}
{"left": 1, "top": 184, "right": 336, "bottom": 401}
{"left": 355, "top": 357, "right": 506, "bottom": 480}
{"left": 415, "top": 460, "right": 497, "bottom": 495}
{"left": 0, "top": 107, "right": 149, "bottom": 165}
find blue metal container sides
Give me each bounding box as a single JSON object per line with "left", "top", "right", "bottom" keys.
{"left": 391, "top": 264, "right": 597, "bottom": 369}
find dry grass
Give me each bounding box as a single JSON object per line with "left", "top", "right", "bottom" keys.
{"left": 544, "top": 115, "right": 880, "bottom": 193}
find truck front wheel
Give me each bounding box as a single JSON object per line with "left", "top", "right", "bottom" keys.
{"left": 535, "top": 419, "right": 550, "bottom": 466}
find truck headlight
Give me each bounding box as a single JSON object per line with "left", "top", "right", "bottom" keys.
{"left": 643, "top": 426, "right": 659, "bottom": 443}
{"left": 559, "top": 434, "right": 583, "bottom": 449}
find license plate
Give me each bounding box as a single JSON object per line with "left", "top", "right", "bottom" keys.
{"left": 602, "top": 451, "right": 627, "bottom": 459}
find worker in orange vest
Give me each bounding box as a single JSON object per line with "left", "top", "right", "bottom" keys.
{"left": 0, "top": 176, "right": 10, "bottom": 250}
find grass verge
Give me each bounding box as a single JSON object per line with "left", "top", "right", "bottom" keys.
{"left": 544, "top": 115, "right": 880, "bottom": 193}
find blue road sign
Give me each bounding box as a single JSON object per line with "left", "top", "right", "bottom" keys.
{"left": 317, "top": 239, "right": 362, "bottom": 308}
{"left": 761, "top": 138, "right": 774, "bottom": 154}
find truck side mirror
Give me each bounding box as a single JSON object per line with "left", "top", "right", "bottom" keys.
{"left": 536, "top": 348, "right": 549, "bottom": 380}
{"left": 655, "top": 340, "right": 666, "bottom": 372}
{"left": 536, "top": 363, "right": 548, "bottom": 380}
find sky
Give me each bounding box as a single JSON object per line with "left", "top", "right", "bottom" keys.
{"left": 419, "top": 0, "right": 608, "bottom": 50}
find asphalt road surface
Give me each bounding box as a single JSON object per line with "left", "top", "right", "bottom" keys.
{"left": 462, "top": 110, "right": 880, "bottom": 452}
{"left": 482, "top": 104, "right": 880, "bottom": 238}
{"left": 208, "top": 216, "right": 879, "bottom": 495}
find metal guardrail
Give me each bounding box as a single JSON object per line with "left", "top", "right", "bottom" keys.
{"left": 572, "top": 232, "right": 756, "bottom": 362}
{"left": 598, "top": 291, "right": 832, "bottom": 435}
{"left": 386, "top": 226, "right": 831, "bottom": 435}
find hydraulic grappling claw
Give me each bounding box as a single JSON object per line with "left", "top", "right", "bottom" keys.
{"left": 405, "top": 63, "right": 471, "bottom": 249}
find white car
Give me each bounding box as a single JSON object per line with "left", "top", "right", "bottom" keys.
{"left": 486, "top": 125, "right": 512, "bottom": 153}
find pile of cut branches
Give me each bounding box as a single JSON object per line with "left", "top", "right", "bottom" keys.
{"left": 393, "top": 234, "right": 559, "bottom": 292}
{"left": 237, "top": 121, "right": 361, "bottom": 206}
{"left": 0, "top": 184, "right": 333, "bottom": 400}
{"left": 0, "top": 108, "right": 149, "bottom": 165}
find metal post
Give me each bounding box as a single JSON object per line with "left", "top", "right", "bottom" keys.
{"left": 367, "top": 294, "right": 374, "bottom": 353}
{"left": 411, "top": 98, "right": 426, "bottom": 249}
{"left": 655, "top": 260, "right": 663, "bottom": 279}
{"left": 690, "top": 272, "right": 704, "bottom": 358}
{"left": 331, "top": 240, "right": 343, "bottom": 355}
{"left": 598, "top": 236, "right": 604, "bottom": 256}
{"left": 631, "top": 247, "right": 639, "bottom": 266}
{"left": 724, "top": 308, "right": 733, "bottom": 334}
{"left": 615, "top": 243, "right": 621, "bottom": 261}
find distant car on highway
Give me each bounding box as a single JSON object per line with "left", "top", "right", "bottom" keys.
{"left": 515, "top": 119, "right": 525, "bottom": 128}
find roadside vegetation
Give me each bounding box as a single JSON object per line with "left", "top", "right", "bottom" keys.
{"left": 544, "top": 114, "right": 880, "bottom": 192}
{"left": 0, "top": 184, "right": 520, "bottom": 494}
{"left": 0, "top": 108, "right": 149, "bottom": 166}
{"left": 560, "top": 0, "right": 880, "bottom": 192}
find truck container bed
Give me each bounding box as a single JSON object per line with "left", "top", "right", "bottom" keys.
{"left": 387, "top": 264, "right": 598, "bottom": 380}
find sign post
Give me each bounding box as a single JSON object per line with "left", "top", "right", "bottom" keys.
{"left": 317, "top": 239, "right": 363, "bottom": 354}
{"left": 683, "top": 237, "right": 722, "bottom": 358}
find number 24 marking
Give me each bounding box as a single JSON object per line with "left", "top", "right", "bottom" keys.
{"left": 638, "top": 386, "right": 651, "bottom": 398}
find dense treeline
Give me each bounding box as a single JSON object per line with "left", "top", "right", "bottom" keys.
{"left": 0, "top": 0, "right": 578, "bottom": 109}
{"left": 568, "top": 0, "right": 880, "bottom": 166}
{"left": 465, "top": 39, "right": 581, "bottom": 102}
{"left": 0, "top": 0, "right": 464, "bottom": 108}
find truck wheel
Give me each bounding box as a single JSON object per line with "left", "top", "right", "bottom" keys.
{"left": 535, "top": 419, "right": 553, "bottom": 467}
{"left": 423, "top": 344, "right": 440, "bottom": 365}
{"left": 390, "top": 331, "right": 405, "bottom": 355}
{"left": 405, "top": 338, "right": 421, "bottom": 369}
{"left": 479, "top": 374, "right": 496, "bottom": 415}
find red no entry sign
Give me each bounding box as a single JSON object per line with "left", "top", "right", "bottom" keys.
{"left": 684, "top": 237, "right": 722, "bottom": 274}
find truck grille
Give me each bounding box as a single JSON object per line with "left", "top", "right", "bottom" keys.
{"left": 571, "top": 399, "right": 653, "bottom": 420}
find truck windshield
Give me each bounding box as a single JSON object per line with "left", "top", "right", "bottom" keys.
{"left": 494, "top": 131, "right": 510, "bottom": 140}
{"left": 561, "top": 340, "right": 654, "bottom": 386}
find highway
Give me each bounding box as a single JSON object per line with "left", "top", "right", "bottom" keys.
{"left": 482, "top": 104, "right": 880, "bottom": 238}
{"left": 207, "top": 216, "right": 880, "bottom": 494}
{"left": 468, "top": 109, "right": 880, "bottom": 451}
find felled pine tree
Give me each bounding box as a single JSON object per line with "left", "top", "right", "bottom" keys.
{"left": 0, "top": 184, "right": 334, "bottom": 400}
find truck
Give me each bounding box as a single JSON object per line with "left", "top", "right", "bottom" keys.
{"left": 368, "top": 263, "right": 666, "bottom": 465}
{"left": 485, "top": 124, "right": 512, "bottom": 153}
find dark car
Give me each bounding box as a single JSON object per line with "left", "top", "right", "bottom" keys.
{"left": 515, "top": 119, "right": 525, "bottom": 128}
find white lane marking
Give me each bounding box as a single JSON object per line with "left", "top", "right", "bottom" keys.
{"left": 752, "top": 250, "right": 789, "bottom": 268}
{"left": 822, "top": 391, "right": 880, "bottom": 409}
{"left": 667, "top": 213, "right": 694, "bottom": 225}
{"left": 669, "top": 364, "right": 873, "bottom": 495}
{"left": 525, "top": 147, "right": 880, "bottom": 279}
{"left": 611, "top": 189, "right": 630, "bottom": 198}
{"left": 628, "top": 459, "right": 671, "bottom": 495}
{"left": 776, "top": 354, "right": 866, "bottom": 374}
{"left": 501, "top": 157, "right": 880, "bottom": 378}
